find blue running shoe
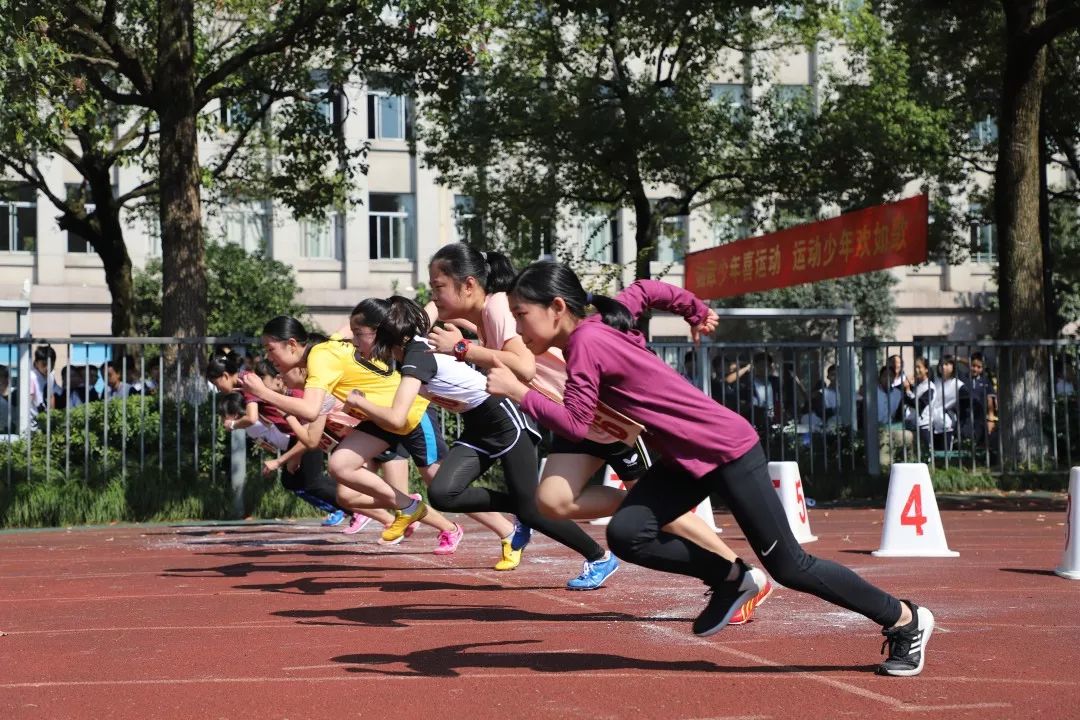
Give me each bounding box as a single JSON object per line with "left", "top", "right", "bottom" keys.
{"left": 566, "top": 553, "right": 619, "bottom": 590}
{"left": 322, "top": 509, "right": 347, "bottom": 527}
{"left": 510, "top": 521, "right": 533, "bottom": 552}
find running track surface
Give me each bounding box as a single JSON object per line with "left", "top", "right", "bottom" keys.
{"left": 1, "top": 500, "right": 1077, "bottom": 720}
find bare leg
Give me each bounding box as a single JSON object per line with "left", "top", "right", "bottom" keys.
{"left": 330, "top": 431, "right": 456, "bottom": 533}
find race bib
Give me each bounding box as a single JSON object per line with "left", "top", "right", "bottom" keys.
{"left": 528, "top": 383, "right": 643, "bottom": 446}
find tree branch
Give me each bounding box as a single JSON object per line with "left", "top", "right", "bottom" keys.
{"left": 66, "top": 2, "right": 154, "bottom": 98}
{"left": 1031, "top": 2, "right": 1080, "bottom": 48}
{"left": 194, "top": 0, "right": 346, "bottom": 106}
{"left": 115, "top": 180, "right": 158, "bottom": 206}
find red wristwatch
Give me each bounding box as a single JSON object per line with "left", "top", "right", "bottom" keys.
{"left": 453, "top": 339, "right": 471, "bottom": 362}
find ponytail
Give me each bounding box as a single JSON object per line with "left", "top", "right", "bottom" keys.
{"left": 510, "top": 261, "right": 634, "bottom": 333}
{"left": 429, "top": 242, "right": 517, "bottom": 294}
{"left": 206, "top": 350, "right": 243, "bottom": 381}
{"left": 483, "top": 251, "right": 516, "bottom": 293}
{"left": 352, "top": 296, "right": 430, "bottom": 363}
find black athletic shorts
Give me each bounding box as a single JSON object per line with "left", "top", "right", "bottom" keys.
{"left": 356, "top": 406, "right": 448, "bottom": 468}
{"left": 372, "top": 443, "right": 410, "bottom": 464}
{"left": 548, "top": 434, "right": 652, "bottom": 482}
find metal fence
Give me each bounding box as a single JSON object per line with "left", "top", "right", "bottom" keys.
{"left": 2, "top": 335, "right": 1079, "bottom": 509}
{"left": 655, "top": 338, "right": 1080, "bottom": 478}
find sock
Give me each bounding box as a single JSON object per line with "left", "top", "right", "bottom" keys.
{"left": 399, "top": 498, "right": 419, "bottom": 514}
{"left": 502, "top": 531, "right": 514, "bottom": 543}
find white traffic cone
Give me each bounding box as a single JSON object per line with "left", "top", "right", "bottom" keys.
{"left": 1055, "top": 467, "right": 1080, "bottom": 579}
{"left": 872, "top": 463, "right": 958, "bottom": 557}
{"left": 768, "top": 461, "right": 817, "bottom": 543}
{"left": 590, "top": 466, "right": 626, "bottom": 526}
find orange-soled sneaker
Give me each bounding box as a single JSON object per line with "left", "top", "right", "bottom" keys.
{"left": 729, "top": 573, "right": 773, "bottom": 625}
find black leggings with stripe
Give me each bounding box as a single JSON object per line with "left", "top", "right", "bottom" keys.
{"left": 606, "top": 443, "right": 903, "bottom": 627}
{"left": 428, "top": 399, "right": 605, "bottom": 562}
{"left": 280, "top": 445, "right": 346, "bottom": 514}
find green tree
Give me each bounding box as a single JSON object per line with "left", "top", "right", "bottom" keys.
{"left": 421, "top": 1, "right": 829, "bottom": 282}
{"left": 420, "top": 2, "right": 954, "bottom": 340}
{"left": 0, "top": 0, "right": 480, "bottom": 346}
{"left": 134, "top": 240, "right": 308, "bottom": 338}
{"left": 875, "top": 0, "right": 1080, "bottom": 463}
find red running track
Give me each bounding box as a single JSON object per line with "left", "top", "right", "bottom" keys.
{"left": 1, "top": 501, "right": 1077, "bottom": 719}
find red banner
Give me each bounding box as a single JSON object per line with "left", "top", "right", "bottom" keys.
{"left": 684, "top": 195, "right": 929, "bottom": 299}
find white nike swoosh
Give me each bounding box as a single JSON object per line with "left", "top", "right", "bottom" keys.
{"left": 760, "top": 540, "right": 778, "bottom": 557}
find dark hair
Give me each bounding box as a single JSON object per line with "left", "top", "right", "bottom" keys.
{"left": 206, "top": 349, "right": 243, "bottom": 381}
{"left": 253, "top": 359, "right": 278, "bottom": 379}
{"left": 429, "top": 243, "right": 516, "bottom": 294}
{"left": 261, "top": 316, "right": 329, "bottom": 364}
{"left": 34, "top": 345, "right": 56, "bottom": 366}
{"left": 216, "top": 391, "right": 246, "bottom": 419}
{"left": 971, "top": 351, "right": 985, "bottom": 364}
{"left": 509, "top": 261, "right": 633, "bottom": 332}
{"left": 352, "top": 296, "right": 430, "bottom": 363}
{"left": 261, "top": 316, "right": 328, "bottom": 345}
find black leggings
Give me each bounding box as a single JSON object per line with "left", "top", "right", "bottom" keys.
{"left": 428, "top": 435, "right": 605, "bottom": 562}
{"left": 281, "top": 448, "right": 345, "bottom": 514}
{"left": 606, "top": 443, "right": 903, "bottom": 627}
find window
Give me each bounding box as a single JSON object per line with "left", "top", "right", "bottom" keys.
{"left": 970, "top": 116, "right": 998, "bottom": 146}
{"left": 969, "top": 203, "right": 996, "bottom": 264}
{"left": 913, "top": 337, "right": 947, "bottom": 370}
{"left": 146, "top": 214, "right": 161, "bottom": 257}
{"left": 305, "top": 70, "right": 345, "bottom": 132}
{"left": 453, "top": 195, "right": 483, "bottom": 244}
{"left": 367, "top": 90, "right": 408, "bottom": 140}
{"left": 0, "top": 184, "right": 36, "bottom": 252}
{"left": 710, "top": 202, "right": 751, "bottom": 246}
{"left": 369, "top": 193, "right": 414, "bottom": 260}
{"left": 300, "top": 213, "right": 341, "bottom": 259}
{"left": 220, "top": 98, "right": 252, "bottom": 129}
{"left": 221, "top": 202, "right": 269, "bottom": 252}
{"left": 710, "top": 83, "right": 747, "bottom": 110}
{"left": 655, "top": 215, "right": 688, "bottom": 264}
{"left": 508, "top": 215, "right": 553, "bottom": 260}
{"left": 65, "top": 183, "right": 95, "bottom": 253}
{"left": 581, "top": 212, "right": 618, "bottom": 263}
{"left": 772, "top": 84, "right": 814, "bottom": 127}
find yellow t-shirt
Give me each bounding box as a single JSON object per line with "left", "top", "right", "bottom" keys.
{"left": 304, "top": 337, "right": 429, "bottom": 434}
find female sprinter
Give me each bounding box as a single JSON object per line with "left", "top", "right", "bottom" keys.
{"left": 426, "top": 244, "right": 764, "bottom": 612}
{"left": 241, "top": 317, "right": 462, "bottom": 546}
{"left": 346, "top": 295, "right": 611, "bottom": 573}
{"left": 486, "top": 262, "right": 934, "bottom": 677}
{"left": 276, "top": 363, "right": 427, "bottom": 546}
{"left": 209, "top": 353, "right": 366, "bottom": 527}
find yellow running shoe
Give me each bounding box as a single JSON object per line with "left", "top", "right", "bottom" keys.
{"left": 494, "top": 538, "right": 522, "bottom": 571}
{"left": 381, "top": 501, "right": 429, "bottom": 544}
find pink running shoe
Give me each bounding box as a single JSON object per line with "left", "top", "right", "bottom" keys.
{"left": 403, "top": 493, "right": 423, "bottom": 539}
{"left": 433, "top": 523, "right": 464, "bottom": 555}
{"left": 342, "top": 513, "right": 371, "bottom": 535}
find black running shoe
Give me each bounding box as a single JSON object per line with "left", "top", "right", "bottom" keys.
{"left": 692, "top": 560, "right": 767, "bottom": 637}
{"left": 877, "top": 601, "right": 935, "bottom": 677}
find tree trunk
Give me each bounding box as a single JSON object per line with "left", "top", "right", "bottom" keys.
{"left": 996, "top": 0, "right": 1050, "bottom": 467}
{"left": 156, "top": 0, "right": 206, "bottom": 378}
{"left": 629, "top": 187, "right": 656, "bottom": 336}
{"left": 1038, "top": 121, "right": 1058, "bottom": 335}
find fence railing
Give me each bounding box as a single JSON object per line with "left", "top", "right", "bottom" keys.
{"left": 1, "top": 335, "right": 1077, "bottom": 517}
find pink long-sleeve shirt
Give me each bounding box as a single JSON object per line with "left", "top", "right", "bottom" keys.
{"left": 520, "top": 280, "right": 760, "bottom": 478}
